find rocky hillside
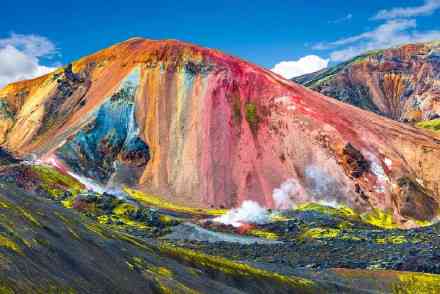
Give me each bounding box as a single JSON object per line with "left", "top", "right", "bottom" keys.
{"left": 294, "top": 41, "right": 440, "bottom": 123}
{"left": 0, "top": 38, "right": 440, "bottom": 227}
{"left": 2, "top": 151, "right": 440, "bottom": 293}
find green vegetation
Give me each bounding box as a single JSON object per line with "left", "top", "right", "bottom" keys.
{"left": 124, "top": 188, "right": 226, "bottom": 216}
{"left": 159, "top": 243, "right": 318, "bottom": 292}
{"left": 416, "top": 118, "right": 440, "bottom": 132}
{"left": 113, "top": 203, "right": 138, "bottom": 216}
{"left": 375, "top": 235, "right": 407, "bottom": 245}
{"left": 294, "top": 202, "right": 403, "bottom": 229}
{"left": 31, "top": 165, "right": 83, "bottom": 200}
{"left": 245, "top": 102, "right": 259, "bottom": 132}
{"left": 247, "top": 229, "right": 279, "bottom": 240}
{"left": 361, "top": 209, "right": 399, "bottom": 229}
{"left": 296, "top": 203, "right": 359, "bottom": 220}
{"left": 0, "top": 234, "right": 21, "bottom": 255}
{"left": 301, "top": 228, "right": 340, "bottom": 239}
{"left": 392, "top": 272, "right": 440, "bottom": 294}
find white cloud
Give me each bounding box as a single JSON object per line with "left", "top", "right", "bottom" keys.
{"left": 271, "top": 55, "right": 329, "bottom": 79}
{"left": 314, "top": 19, "right": 440, "bottom": 62}
{"left": 0, "top": 33, "right": 58, "bottom": 88}
{"left": 329, "top": 13, "right": 353, "bottom": 24}
{"left": 311, "top": 1, "right": 440, "bottom": 63}
{"left": 373, "top": 0, "right": 440, "bottom": 20}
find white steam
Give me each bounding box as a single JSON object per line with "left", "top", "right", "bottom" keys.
{"left": 272, "top": 176, "right": 344, "bottom": 210}
{"left": 273, "top": 178, "right": 300, "bottom": 209}
{"left": 67, "top": 172, "right": 106, "bottom": 194}
{"left": 37, "top": 154, "right": 128, "bottom": 199}
{"left": 213, "top": 200, "right": 270, "bottom": 227}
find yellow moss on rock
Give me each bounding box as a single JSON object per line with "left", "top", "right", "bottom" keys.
{"left": 124, "top": 188, "right": 226, "bottom": 216}
{"left": 392, "top": 272, "right": 440, "bottom": 294}
{"left": 0, "top": 234, "right": 21, "bottom": 255}
{"left": 31, "top": 165, "right": 83, "bottom": 198}
{"left": 375, "top": 235, "right": 407, "bottom": 245}
{"left": 248, "top": 229, "right": 279, "bottom": 240}
{"left": 301, "top": 228, "right": 340, "bottom": 239}
{"left": 361, "top": 209, "right": 399, "bottom": 229}
{"left": 416, "top": 118, "right": 440, "bottom": 132}
{"left": 158, "top": 243, "right": 317, "bottom": 292}
{"left": 113, "top": 203, "right": 138, "bottom": 216}
{"left": 296, "top": 203, "right": 359, "bottom": 220}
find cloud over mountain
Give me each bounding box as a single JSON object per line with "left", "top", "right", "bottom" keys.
{"left": 0, "top": 33, "right": 57, "bottom": 87}
{"left": 271, "top": 55, "right": 329, "bottom": 79}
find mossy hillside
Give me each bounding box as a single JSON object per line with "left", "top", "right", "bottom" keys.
{"left": 158, "top": 243, "right": 321, "bottom": 293}
{"left": 124, "top": 188, "right": 226, "bottom": 216}
{"left": 294, "top": 202, "right": 404, "bottom": 229}
{"left": 361, "top": 209, "right": 400, "bottom": 229}
{"left": 31, "top": 165, "right": 83, "bottom": 200}
{"left": 392, "top": 272, "right": 440, "bottom": 294}
{"left": 295, "top": 203, "right": 359, "bottom": 220}
{"left": 0, "top": 183, "right": 205, "bottom": 293}
{"left": 0, "top": 234, "right": 22, "bottom": 255}
{"left": 325, "top": 269, "right": 440, "bottom": 294}
{"left": 247, "top": 229, "right": 279, "bottom": 240}
{"left": 289, "top": 203, "right": 422, "bottom": 244}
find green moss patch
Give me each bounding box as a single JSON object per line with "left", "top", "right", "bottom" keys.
{"left": 245, "top": 102, "right": 259, "bottom": 133}
{"left": 31, "top": 165, "right": 83, "bottom": 199}
{"left": 416, "top": 118, "right": 440, "bottom": 132}
{"left": 0, "top": 234, "right": 22, "bottom": 255}
{"left": 159, "top": 243, "right": 318, "bottom": 292}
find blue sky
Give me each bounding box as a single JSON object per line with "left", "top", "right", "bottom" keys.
{"left": 1, "top": 0, "right": 440, "bottom": 85}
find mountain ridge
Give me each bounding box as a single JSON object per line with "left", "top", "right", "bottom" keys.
{"left": 294, "top": 40, "right": 440, "bottom": 123}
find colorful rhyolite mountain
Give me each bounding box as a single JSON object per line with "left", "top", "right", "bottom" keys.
{"left": 294, "top": 41, "right": 440, "bottom": 124}
{"left": 0, "top": 38, "right": 440, "bottom": 226}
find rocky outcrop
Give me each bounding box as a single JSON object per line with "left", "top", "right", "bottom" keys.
{"left": 0, "top": 38, "right": 439, "bottom": 226}
{"left": 294, "top": 41, "right": 440, "bottom": 123}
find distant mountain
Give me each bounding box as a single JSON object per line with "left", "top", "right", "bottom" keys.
{"left": 0, "top": 38, "right": 439, "bottom": 225}
{"left": 294, "top": 41, "right": 440, "bottom": 123}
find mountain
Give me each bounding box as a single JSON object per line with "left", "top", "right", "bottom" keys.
{"left": 0, "top": 38, "right": 440, "bottom": 227}
{"left": 294, "top": 41, "right": 440, "bottom": 124}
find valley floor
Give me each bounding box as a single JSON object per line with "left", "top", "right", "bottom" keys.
{"left": 0, "top": 163, "right": 439, "bottom": 293}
